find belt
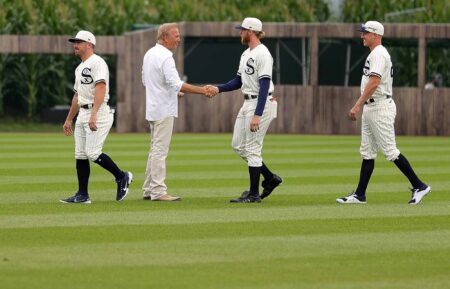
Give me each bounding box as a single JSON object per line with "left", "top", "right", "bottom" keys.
{"left": 80, "top": 103, "right": 108, "bottom": 109}
{"left": 80, "top": 103, "right": 94, "bottom": 109}
{"left": 244, "top": 93, "right": 272, "bottom": 100}
{"left": 365, "top": 95, "right": 391, "bottom": 104}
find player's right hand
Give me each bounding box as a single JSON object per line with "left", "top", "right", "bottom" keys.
{"left": 63, "top": 120, "right": 73, "bottom": 136}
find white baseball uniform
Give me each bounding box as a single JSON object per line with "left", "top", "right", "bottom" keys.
{"left": 73, "top": 54, "right": 114, "bottom": 161}
{"left": 360, "top": 45, "right": 400, "bottom": 161}
{"left": 232, "top": 44, "right": 277, "bottom": 167}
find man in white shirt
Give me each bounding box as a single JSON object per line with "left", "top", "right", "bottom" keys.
{"left": 142, "top": 23, "right": 211, "bottom": 201}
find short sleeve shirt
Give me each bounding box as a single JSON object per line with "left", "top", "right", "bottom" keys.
{"left": 361, "top": 45, "right": 393, "bottom": 99}
{"left": 74, "top": 54, "right": 109, "bottom": 105}
{"left": 237, "top": 44, "right": 274, "bottom": 95}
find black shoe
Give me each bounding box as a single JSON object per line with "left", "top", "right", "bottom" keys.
{"left": 116, "top": 171, "right": 133, "bottom": 201}
{"left": 230, "top": 191, "right": 261, "bottom": 203}
{"left": 60, "top": 192, "right": 91, "bottom": 204}
{"left": 260, "top": 174, "right": 283, "bottom": 199}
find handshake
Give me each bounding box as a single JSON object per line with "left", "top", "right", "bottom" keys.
{"left": 203, "top": 85, "right": 219, "bottom": 98}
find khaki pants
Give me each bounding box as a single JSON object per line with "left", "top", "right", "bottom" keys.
{"left": 142, "top": 116, "right": 174, "bottom": 199}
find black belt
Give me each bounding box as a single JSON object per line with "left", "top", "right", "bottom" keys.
{"left": 80, "top": 103, "right": 94, "bottom": 109}
{"left": 365, "top": 95, "right": 391, "bottom": 104}
{"left": 80, "top": 103, "right": 108, "bottom": 109}
{"left": 244, "top": 93, "right": 272, "bottom": 100}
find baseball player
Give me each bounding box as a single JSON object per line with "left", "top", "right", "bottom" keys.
{"left": 336, "top": 21, "right": 431, "bottom": 205}
{"left": 208, "top": 17, "right": 282, "bottom": 203}
{"left": 60, "top": 30, "right": 132, "bottom": 204}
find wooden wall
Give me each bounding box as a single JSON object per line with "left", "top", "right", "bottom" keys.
{"left": 1, "top": 23, "right": 449, "bottom": 135}
{"left": 173, "top": 87, "right": 450, "bottom": 136}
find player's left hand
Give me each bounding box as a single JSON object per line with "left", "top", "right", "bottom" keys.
{"left": 250, "top": 115, "right": 261, "bottom": 132}
{"left": 89, "top": 114, "right": 98, "bottom": 131}
{"left": 348, "top": 105, "right": 361, "bottom": 121}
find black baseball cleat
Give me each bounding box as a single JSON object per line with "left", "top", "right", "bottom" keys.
{"left": 60, "top": 192, "right": 91, "bottom": 204}
{"left": 260, "top": 174, "right": 283, "bottom": 199}
{"left": 230, "top": 191, "right": 261, "bottom": 203}
{"left": 116, "top": 171, "right": 133, "bottom": 201}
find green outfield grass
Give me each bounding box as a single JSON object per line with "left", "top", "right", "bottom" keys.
{"left": 0, "top": 133, "right": 449, "bottom": 289}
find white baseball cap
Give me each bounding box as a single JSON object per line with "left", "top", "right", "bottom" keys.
{"left": 236, "top": 17, "right": 263, "bottom": 32}
{"left": 357, "top": 21, "right": 384, "bottom": 36}
{"left": 68, "top": 30, "right": 96, "bottom": 46}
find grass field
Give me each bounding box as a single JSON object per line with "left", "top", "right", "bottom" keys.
{"left": 0, "top": 133, "right": 449, "bottom": 289}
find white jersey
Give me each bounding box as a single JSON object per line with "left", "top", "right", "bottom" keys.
{"left": 74, "top": 54, "right": 109, "bottom": 105}
{"left": 237, "top": 44, "right": 274, "bottom": 96}
{"left": 361, "top": 45, "right": 393, "bottom": 99}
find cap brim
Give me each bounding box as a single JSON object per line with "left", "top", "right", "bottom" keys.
{"left": 68, "top": 37, "right": 84, "bottom": 43}
{"left": 356, "top": 24, "right": 369, "bottom": 33}
{"left": 235, "top": 25, "right": 246, "bottom": 30}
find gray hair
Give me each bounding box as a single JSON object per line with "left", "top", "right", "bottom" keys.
{"left": 157, "top": 23, "right": 178, "bottom": 43}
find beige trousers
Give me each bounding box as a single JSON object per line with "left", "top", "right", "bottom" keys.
{"left": 142, "top": 116, "right": 174, "bottom": 199}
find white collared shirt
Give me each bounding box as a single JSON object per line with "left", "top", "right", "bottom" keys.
{"left": 142, "top": 43, "right": 184, "bottom": 121}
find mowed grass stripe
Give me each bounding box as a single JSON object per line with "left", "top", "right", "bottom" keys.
{"left": 0, "top": 202, "right": 448, "bottom": 228}
{"left": 1, "top": 215, "right": 448, "bottom": 246}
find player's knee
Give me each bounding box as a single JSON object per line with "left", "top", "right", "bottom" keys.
{"left": 86, "top": 150, "right": 102, "bottom": 162}
{"left": 384, "top": 149, "right": 400, "bottom": 162}
{"left": 360, "top": 150, "right": 377, "bottom": 160}
{"left": 75, "top": 151, "right": 87, "bottom": 159}
{"left": 247, "top": 158, "right": 262, "bottom": 167}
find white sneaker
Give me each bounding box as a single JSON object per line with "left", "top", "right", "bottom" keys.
{"left": 408, "top": 186, "right": 431, "bottom": 205}
{"left": 336, "top": 192, "right": 367, "bottom": 204}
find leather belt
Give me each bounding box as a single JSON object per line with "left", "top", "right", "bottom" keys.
{"left": 80, "top": 103, "right": 109, "bottom": 109}
{"left": 244, "top": 93, "right": 272, "bottom": 100}
{"left": 365, "top": 95, "right": 391, "bottom": 104}
{"left": 80, "top": 103, "right": 94, "bottom": 109}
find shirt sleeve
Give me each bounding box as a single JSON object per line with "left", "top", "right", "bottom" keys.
{"left": 91, "top": 58, "right": 108, "bottom": 85}
{"left": 369, "top": 52, "right": 386, "bottom": 78}
{"left": 73, "top": 69, "right": 78, "bottom": 92}
{"left": 257, "top": 50, "right": 273, "bottom": 80}
{"left": 162, "top": 57, "right": 183, "bottom": 92}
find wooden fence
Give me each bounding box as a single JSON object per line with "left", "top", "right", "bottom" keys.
{"left": 1, "top": 23, "right": 449, "bottom": 135}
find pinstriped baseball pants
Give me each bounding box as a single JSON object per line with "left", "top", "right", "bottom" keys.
{"left": 74, "top": 103, "right": 114, "bottom": 161}
{"left": 232, "top": 99, "right": 276, "bottom": 167}
{"left": 360, "top": 98, "right": 400, "bottom": 161}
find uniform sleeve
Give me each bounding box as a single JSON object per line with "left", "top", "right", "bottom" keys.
{"left": 91, "top": 58, "right": 109, "bottom": 85}
{"left": 73, "top": 68, "right": 78, "bottom": 92}
{"left": 256, "top": 50, "right": 273, "bottom": 80}
{"left": 369, "top": 52, "right": 386, "bottom": 79}
{"left": 162, "top": 56, "right": 183, "bottom": 92}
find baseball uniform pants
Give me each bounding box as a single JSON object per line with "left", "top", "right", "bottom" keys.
{"left": 232, "top": 98, "right": 276, "bottom": 167}
{"left": 360, "top": 98, "right": 400, "bottom": 161}
{"left": 74, "top": 103, "right": 114, "bottom": 161}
